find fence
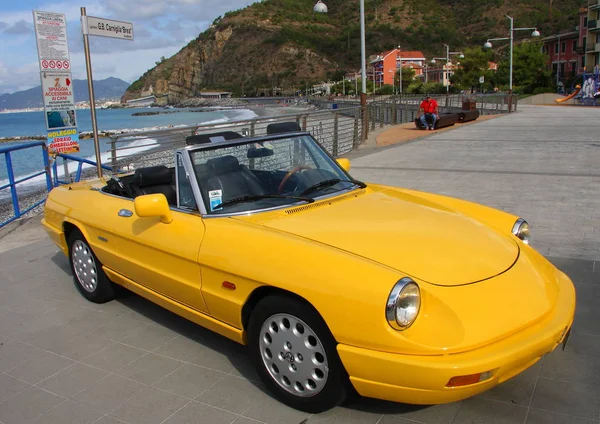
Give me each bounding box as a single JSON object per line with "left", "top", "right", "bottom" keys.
{"left": 107, "top": 106, "right": 363, "bottom": 171}
{"left": 0, "top": 142, "right": 114, "bottom": 228}
{"left": 0, "top": 141, "right": 53, "bottom": 227}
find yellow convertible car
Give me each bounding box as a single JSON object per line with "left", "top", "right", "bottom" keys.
{"left": 42, "top": 129, "right": 576, "bottom": 413}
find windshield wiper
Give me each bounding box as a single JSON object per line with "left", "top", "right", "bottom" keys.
{"left": 214, "top": 194, "right": 314, "bottom": 210}
{"left": 301, "top": 178, "right": 361, "bottom": 196}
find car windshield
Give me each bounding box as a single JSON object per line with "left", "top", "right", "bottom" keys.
{"left": 189, "top": 134, "right": 358, "bottom": 215}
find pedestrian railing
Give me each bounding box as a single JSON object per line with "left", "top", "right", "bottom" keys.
{"left": 107, "top": 106, "right": 364, "bottom": 171}
{"left": 0, "top": 142, "right": 113, "bottom": 228}
{"left": 0, "top": 141, "right": 53, "bottom": 228}
{"left": 51, "top": 153, "right": 113, "bottom": 186}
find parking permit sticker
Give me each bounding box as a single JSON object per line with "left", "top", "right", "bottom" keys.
{"left": 209, "top": 190, "right": 223, "bottom": 211}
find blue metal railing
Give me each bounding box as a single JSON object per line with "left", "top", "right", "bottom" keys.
{"left": 0, "top": 141, "right": 53, "bottom": 228}
{"left": 52, "top": 153, "right": 112, "bottom": 186}
{"left": 1, "top": 142, "right": 114, "bottom": 228}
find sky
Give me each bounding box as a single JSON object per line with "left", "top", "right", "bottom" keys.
{"left": 0, "top": 0, "right": 258, "bottom": 94}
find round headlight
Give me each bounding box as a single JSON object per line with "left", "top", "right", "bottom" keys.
{"left": 386, "top": 278, "right": 421, "bottom": 330}
{"left": 512, "top": 218, "right": 530, "bottom": 244}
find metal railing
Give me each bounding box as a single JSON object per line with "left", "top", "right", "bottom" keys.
{"left": 51, "top": 153, "right": 113, "bottom": 186}
{"left": 0, "top": 142, "right": 115, "bottom": 228}
{"left": 107, "top": 106, "right": 363, "bottom": 171}
{"left": 0, "top": 141, "right": 53, "bottom": 227}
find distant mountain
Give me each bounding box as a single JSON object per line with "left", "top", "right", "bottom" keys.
{"left": 0, "top": 77, "right": 130, "bottom": 111}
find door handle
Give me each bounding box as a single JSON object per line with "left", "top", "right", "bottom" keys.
{"left": 118, "top": 209, "right": 133, "bottom": 217}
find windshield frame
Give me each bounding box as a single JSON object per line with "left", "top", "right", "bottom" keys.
{"left": 179, "top": 131, "right": 361, "bottom": 218}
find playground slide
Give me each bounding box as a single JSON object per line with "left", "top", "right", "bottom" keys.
{"left": 556, "top": 87, "right": 581, "bottom": 103}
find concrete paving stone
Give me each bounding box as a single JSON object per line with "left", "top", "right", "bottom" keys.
{"left": 540, "top": 344, "right": 600, "bottom": 387}
{"left": 564, "top": 331, "right": 600, "bottom": 359}
{"left": 24, "top": 325, "right": 113, "bottom": 361}
{"left": 349, "top": 398, "right": 460, "bottom": 423}
{"left": 308, "top": 406, "right": 383, "bottom": 423}
{"left": 525, "top": 408, "right": 599, "bottom": 424}
{"left": 573, "top": 307, "right": 600, "bottom": 336}
{"left": 231, "top": 418, "right": 267, "bottom": 424}
{"left": 0, "top": 386, "right": 64, "bottom": 424}
{"left": 0, "top": 340, "right": 46, "bottom": 373}
{"left": 37, "top": 362, "right": 109, "bottom": 398}
{"left": 476, "top": 359, "right": 541, "bottom": 406}
{"left": 451, "top": 397, "right": 528, "bottom": 424}
{"left": 115, "top": 352, "right": 181, "bottom": 385}
{"left": 71, "top": 374, "right": 146, "bottom": 414}
{"left": 153, "top": 335, "right": 214, "bottom": 363}
{"left": 108, "top": 387, "right": 189, "bottom": 424}
{"left": 119, "top": 322, "right": 178, "bottom": 351}
{"left": 162, "top": 400, "right": 238, "bottom": 424}
{"left": 5, "top": 350, "right": 74, "bottom": 385}
{"left": 32, "top": 399, "right": 103, "bottom": 424}
{"left": 80, "top": 342, "right": 147, "bottom": 372}
{"left": 189, "top": 344, "right": 241, "bottom": 374}
{"left": 228, "top": 353, "right": 261, "bottom": 382}
{"left": 531, "top": 377, "right": 600, "bottom": 420}
{"left": 0, "top": 373, "right": 31, "bottom": 404}
{"left": 92, "top": 315, "right": 156, "bottom": 342}
{"left": 241, "top": 391, "right": 311, "bottom": 424}
{"left": 92, "top": 416, "right": 129, "bottom": 424}
{"left": 153, "top": 363, "right": 227, "bottom": 399}
{"left": 196, "top": 376, "right": 267, "bottom": 414}
{"left": 0, "top": 310, "right": 62, "bottom": 342}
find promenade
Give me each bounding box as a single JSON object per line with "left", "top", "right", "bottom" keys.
{"left": 0, "top": 105, "right": 599, "bottom": 424}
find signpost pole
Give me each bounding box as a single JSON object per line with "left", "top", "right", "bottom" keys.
{"left": 80, "top": 7, "right": 103, "bottom": 179}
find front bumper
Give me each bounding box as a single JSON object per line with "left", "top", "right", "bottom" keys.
{"left": 337, "top": 270, "right": 575, "bottom": 405}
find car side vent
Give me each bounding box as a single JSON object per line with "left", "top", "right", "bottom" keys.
{"left": 285, "top": 193, "right": 359, "bottom": 215}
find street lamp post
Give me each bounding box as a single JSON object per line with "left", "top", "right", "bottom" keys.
{"left": 484, "top": 15, "right": 540, "bottom": 113}
{"left": 315, "top": 0, "right": 368, "bottom": 142}
{"left": 431, "top": 44, "right": 464, "bottom": 106}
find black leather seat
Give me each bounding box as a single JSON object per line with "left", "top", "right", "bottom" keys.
{"left": 132, "top": 165, "right": 177, "bottom": 206}
{"left": 205, "top": 156, "right": 266, "bottom": 202}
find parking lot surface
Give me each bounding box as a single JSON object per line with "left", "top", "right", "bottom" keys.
{"left": 0, "top": 105, "right": 599, "bottom": 423}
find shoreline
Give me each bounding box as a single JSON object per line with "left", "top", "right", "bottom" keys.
{"left": 0, "top": 106, "right": 349, "bottom": 225}
{"left": 0, "top": 103, "right": 316, "bottom": 143}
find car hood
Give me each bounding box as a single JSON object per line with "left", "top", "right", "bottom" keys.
{"left": 242, "top": 188, "right": 519, "bottom": 286}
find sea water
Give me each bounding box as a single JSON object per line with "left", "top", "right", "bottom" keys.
{"left": 0, "top": 106, "right": 263, "bottom": 198}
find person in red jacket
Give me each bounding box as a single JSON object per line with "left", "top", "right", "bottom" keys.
{"left": 418, "top": 95, "right": 439, "bottom": 130}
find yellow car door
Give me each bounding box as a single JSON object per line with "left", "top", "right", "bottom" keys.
{"left": 111, "top": 205, "right": 209, "bottom": 313}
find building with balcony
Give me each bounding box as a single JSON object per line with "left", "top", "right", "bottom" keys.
{"left": 541, "top": 6, "right": 588, "bottom": 86}
{"left": 369, "top": 48, "right": 426, "bottom": 86}
{"left": 586, "top": 1, "right": 600, "bottom": 69}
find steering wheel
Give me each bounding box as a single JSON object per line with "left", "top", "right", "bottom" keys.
{"left": 278, "top": 165, "right": 312, "bottom": 193}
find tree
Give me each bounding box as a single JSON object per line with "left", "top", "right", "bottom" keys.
{"left": 495, "top": 41, "right": 552, "bottom": 94}
{"left": 393, "top": 67, "right": 416, "bottom": 93}
{"left": 449, "top": 47, "right": 494, "bottom": 92}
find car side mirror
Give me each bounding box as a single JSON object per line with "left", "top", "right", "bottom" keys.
{"left": 336, "top": 158, "right": 351, "bottom": 172}
{"left": 134, "top": 194, "right": 173, "bottom": 224}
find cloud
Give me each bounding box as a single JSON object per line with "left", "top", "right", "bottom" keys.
{"left": 0, "top": 61, "right": 42, "bottom": 94}
{"left": 3, "top": 20, "right": 33, "bottom": 35}
{"left": 0, "top": 0, "right": 262, "bottom": 95}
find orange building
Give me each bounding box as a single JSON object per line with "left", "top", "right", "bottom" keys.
{"left": 370, "top": 48, "right": 426, "bottom": 86}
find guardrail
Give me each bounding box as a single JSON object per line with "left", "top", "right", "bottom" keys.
{"left": 0, "top": 142, "right": 114, "bottom": 228}
{"left": 107, "top": 106, "right": 363, "bottom": 171}
{"left": 0, "top": 141, "right": 53, "bottom": 227}
{"left": 51, "top": 153, "right": 113, "bottom": 186}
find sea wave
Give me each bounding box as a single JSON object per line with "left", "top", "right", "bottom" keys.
{"left": 0, "top": 108, "right": 259, "bottom": 201}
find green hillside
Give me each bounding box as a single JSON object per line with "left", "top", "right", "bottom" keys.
{"left": 123, "top": 0, "right": 583, "bottom": 102}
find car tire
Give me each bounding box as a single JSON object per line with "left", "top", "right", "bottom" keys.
{"left": 67, "top": 229, "right": 116, "bottom": 304}
{"left": 248, "top": 294, "right": 350, "bottom": 413}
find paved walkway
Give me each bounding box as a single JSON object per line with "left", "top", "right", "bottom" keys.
{"left": 0, "top": 105, "right": 599, "bottom": 424}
